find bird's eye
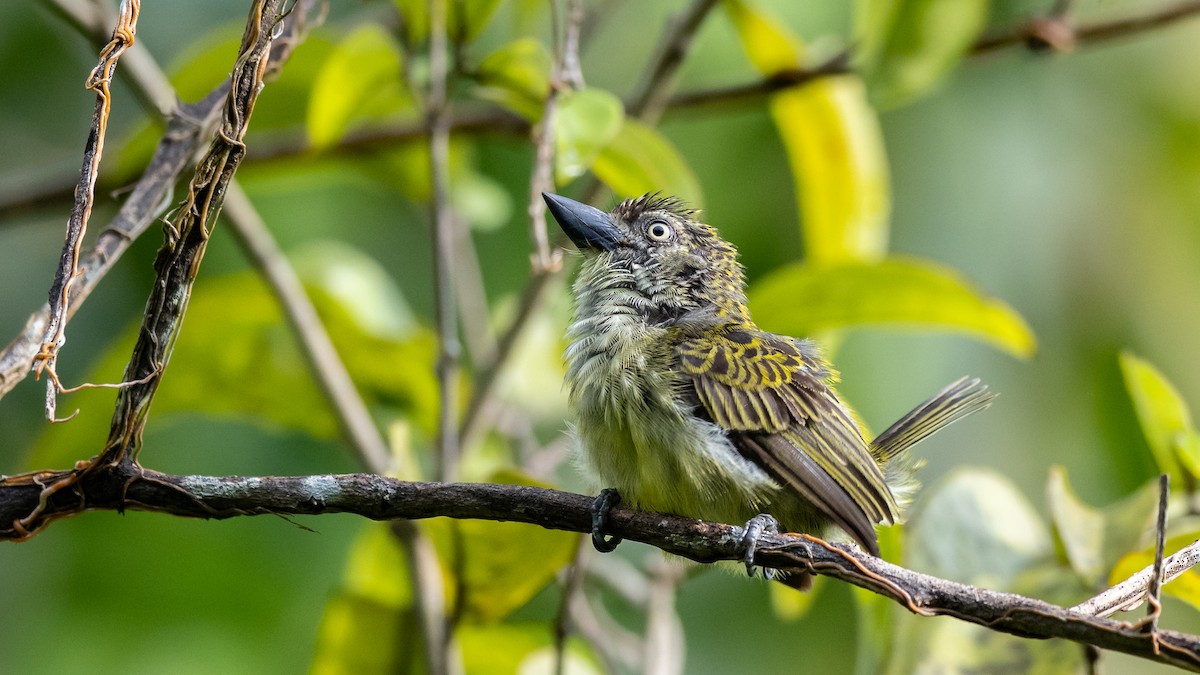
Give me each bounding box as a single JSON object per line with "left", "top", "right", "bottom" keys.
{"left": 645, "top": 220, "right": 673, "bottom": 242}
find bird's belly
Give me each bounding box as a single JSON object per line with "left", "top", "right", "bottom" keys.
{"left": 573, "top": 399, "right": 780, "bottom": 527}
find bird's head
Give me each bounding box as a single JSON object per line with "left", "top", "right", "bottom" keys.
{"left": 543, "top": 192, "right": 750, "bottom": 324}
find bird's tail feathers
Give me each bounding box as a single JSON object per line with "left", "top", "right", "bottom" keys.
{"left": 871, "top": 376, "right": 995, "bottom": 462}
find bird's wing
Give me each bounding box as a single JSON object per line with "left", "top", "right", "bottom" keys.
{"left": 677, "top": 328, "right": 896, "bottom": 553}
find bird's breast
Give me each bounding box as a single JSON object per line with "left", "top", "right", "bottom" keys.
{"left": 563, "top": 297, "right": 778, "bottom": 523}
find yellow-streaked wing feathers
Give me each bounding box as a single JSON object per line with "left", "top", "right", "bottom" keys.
{"left": 677, "top": 328, "right": 898, "bottom": 553}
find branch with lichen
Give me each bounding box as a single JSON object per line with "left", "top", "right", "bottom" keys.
{"left": 1, "top": 463, "right": 1200, "bottom": 670}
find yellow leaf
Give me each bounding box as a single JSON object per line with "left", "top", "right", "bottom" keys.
{"left": 722, "top": 0, "right": 804, "bottom": 74}
{"left": 592, "top": 119, "right": 704, "bottom": 207}
{"left": 855, "top": 0, "right": 991, "bottom": 108}
{"left": 307, "top": 25, "right": 411, "bottom": 150}
{"left": 749, "top": 257, "right": 1036, "bottom": 358}
{"left": 1110, "top": 533, "right": 1200, "bottom": 613}
{"left": 1120, "top": 352, "right": 1200, "bottom": 486}
{"left": 770, "top": 76, "right": 891, "bottom": 264}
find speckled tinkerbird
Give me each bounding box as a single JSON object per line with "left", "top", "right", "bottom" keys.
{"left": 543, "top": 192, "right": 995, "bottom": 585}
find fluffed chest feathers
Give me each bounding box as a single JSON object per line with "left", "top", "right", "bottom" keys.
{"left": 563, "top": 284, "right": 778, "bottom": 522}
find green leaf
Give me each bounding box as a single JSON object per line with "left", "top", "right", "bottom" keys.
{"left": 1176, "top": 430, "right": 1200, "bottom": 481}
{"left": 1111, "top": 532, "right": 1200, "bottom": 613}
{"left": 291, "top": 242, "right": 420, "bottom": 339}
{"left": 855, "top": 0, "right": 991, "bottom": 109}
{"left": 769, "top": 76, "right": 891, "bottom": 264}
{"left": 426, "top": 470, "right": 580, "bottom": 624}
{"left": 1119, "top": 351, "right": 1199, "bottom": 486}
{"left": 1046, "top": 467, "right": 1159, "bottom": 587}
{"left": 474, "top": 37, "right": 553, "bottom": 120}
{"left": 307, "top": 25, "right": 412, "bottom": 150}
{"left": 451, "top": 0, "right": 506, "bottom": 43}
{"left": 748, "top": 257, "right": 1036, "bottom": 358}
{"left": 721, "top": 0, "right": 804, "bottom": 74}
{"left": 459, "top": 623, "right": 602, "bottom": 675}
{"left": 908, "top": 467, "right": 1050, "bottom": 587}
{"left": 554, "top": 88, "right": 625, "bottom": 184}
{"left": 311, "top": 524, "right": 418, "bottom": 675}
{"left": 852, "top": 524, "right": 902, "bottom": 675}
{"left": 396, "top": 0, "right": 503, "bottom": 47}
{"left": 311, "top": 592, "right": 420, "bottom": 675}
{"left": 452, "top": 170, "right": 515, "bottom": 232}
{"left": 394, "top": 0, "right": 430, "bottom": 47}
{"left": 769, "top": 576, "right": 822, "bottom": 622}
{"left": 899, "top": 476, "right": 1084, "bottom": 672}
{"left": 592, "top": 119, "right": 704, "bottom": 207}
{"left": 29, "top": 244, "right": 439, "bottom": 468}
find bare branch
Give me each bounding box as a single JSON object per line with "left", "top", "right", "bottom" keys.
{"left": 3, "top": 466, "right": 1200, "bottom": 669}
{"left": 628, "top": 0, "right": 720, "bottom": 123}
{"left": 93, "top": 0, "right": 289, "bottom": 467}
{"left": 974, "top": 0, "right": 1200, "bottom": 55}
{"left": 643, "top": 558, "right": 686, "bottom": 675}
{"left": 1072, "top": 539, "right": 1200, "bottom": 618}
{"left": 0, "top": 88, "right": 225, "bottom": 400}
{"left": 222, "top": 183, "right": 392, "bottom": 473}
{"left": 427, "top": 0, "right": 461, "bottom": 484}
{"left": 34, "top": 0, "right": 140, "bottom": 422}
{"left": 0, "top": 0, "right": 314, "bottom": 402}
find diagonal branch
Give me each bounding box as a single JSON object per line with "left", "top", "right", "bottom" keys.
{"left": 628, "top": 0, "right": 720, "bottom": 123}
{"left": 34, "top": 0, "right": 140, "bottom": 422}
{"left": 1072, "top": 539, "right": 1200, "bottom": 618}
{"left": 974, "top": 0, "right": 1200, "bottom": 55}
{"left": 0, "top": 87, "right": 227, "bottom": 400}
{"left": 96, "top": 0, "right": 289, "bottom": 467}
{"left": 0, "top": 0, "right": 313, "bottom": 402}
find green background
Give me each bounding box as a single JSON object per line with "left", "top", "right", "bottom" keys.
{"left": 3, "top": 0, "right": 1200, "bottom": 672}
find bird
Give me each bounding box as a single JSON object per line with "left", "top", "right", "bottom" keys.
{"left": 542, "top": 191, "right": 995, "bottom": 585}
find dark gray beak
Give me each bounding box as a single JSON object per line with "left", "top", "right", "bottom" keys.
{"left": 542, "top": 193, "right": 624, "bottom": 251}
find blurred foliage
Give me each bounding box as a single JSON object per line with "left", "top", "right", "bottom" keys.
{"left": 4, "top": 0, "right": 1200, "bottom": 673}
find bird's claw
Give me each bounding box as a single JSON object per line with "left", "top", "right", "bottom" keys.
{"left": 591, "top": 488, "right": 623, "bottom": 553}
{"left": 741, "top": 513, "right": 779, "bottom": 579}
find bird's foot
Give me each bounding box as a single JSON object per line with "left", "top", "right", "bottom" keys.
{"left": 590, "top": 488, "right": 623, "bottom": 553}
{"left": 741, "top": 513, "right": 780, "bottom": 579}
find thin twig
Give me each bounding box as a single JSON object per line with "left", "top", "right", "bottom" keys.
{"left": 92, "top": 0, "right": 287, "bottom": 467}
{"left": 1071, "top": 539, "right": 1200, "bottom": 618}
{"left": 1144, "top": 474, "right": 1170, "bottom": 633}
{"left": 526, "top": 0, "right": 574, "bottom": 274}
{"left": 458, "top": 0, "right": 589, "bottom": 451}
{"left": 451, "top": 216, "right": 496, "bottom": 367}
{"left": 643, "top": 558, "right": 685, "bottom": 675}
{"left": 34, "top": 0, "right": 140, "bottom": 422}
{"left": 569, "top": 571, "right": 641, "bottom": 672}
{"left": 391, "top": 519, "right": 452, "bottom": 675}
{"left": 427, "top": 0, "right": 460, "bottom": 485}
{"left": 666, "top": 55, "right": 851, "bottom": 111}
{"left": 0, "top": 88, "right": 227, "bottom": 399}
{"left": 628, "top": 0, "right": 720, "bottom": 123}
{"left": 458, "top": 266, "right": 562, "bottom": 451}
{"left": 553, "top": 537, "right": 587, "bottom": 675}
{"left": 973, "top": 0, "right": 1200, "bottom": 55}
{"left": 222, "top": 183, "right": 392, "bottom": 472}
